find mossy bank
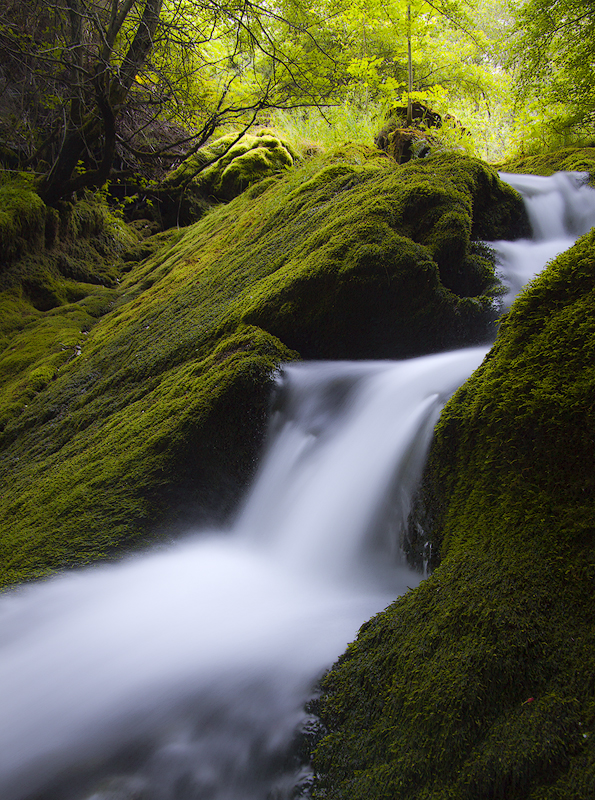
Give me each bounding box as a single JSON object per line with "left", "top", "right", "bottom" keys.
{"left": 313, "top": 216, "right": 595, "bottom": 796}
{"left": 497, "top": 145, "right": 595, "bottom": 179}
{"left": 0, "top": 145, "right": 525, "bottom": 588}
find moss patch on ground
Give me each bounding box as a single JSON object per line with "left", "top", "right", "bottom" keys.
{"left": 0, "top": 147, "right": 526, "bottom": 587}
{"left": 313, "top": 228, "right": 595, "bottom": 799}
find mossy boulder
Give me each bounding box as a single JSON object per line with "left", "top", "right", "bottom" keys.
{"left": 497, "top": 145, "right": 595, "bottom": 180}
{"left": 232, "top": 149, "right": 528, "bottom": 359}
{"left": 0, "top": 147, "right": 527, "bottom": 587}
{"left": 0, "top": 176, "right": 47, "bottom": 264}
{"left": 158, "top": 130, "right": 298, "bottom": 224}
{"left": 312, "top": 228, "right": 595, "bottom": 799}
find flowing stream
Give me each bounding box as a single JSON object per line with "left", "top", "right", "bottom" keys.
{"left": 0, "top": 171, "right": 594, "bottom": 800}
{"left": 494, "top": 171, "right": 595, "bottom": 307}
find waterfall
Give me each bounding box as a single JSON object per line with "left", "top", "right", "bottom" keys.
{"left": 493, "top": 171, "right": 595, "bottom": 307}
{"left": 0, "top": 171, "right": 594, "bottom": 800}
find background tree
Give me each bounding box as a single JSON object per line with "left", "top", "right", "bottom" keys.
{"left": 267, "top": 0, "right": 507, "bottom": 159}
{"left": 510, "top": 0, "right": 595, "bottom": 148}
{"left": 0, "top": 0, "right": 337, "bottom": 203}
{"left": 1, "top": 0, "right": 578, "bottom": 194}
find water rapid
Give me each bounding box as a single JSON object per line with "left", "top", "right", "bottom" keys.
{"left": 1, "top": 170, "right": 594, "bottom": 800}
{"left": 494, "top": 171, "right": 595, "bottom": 307}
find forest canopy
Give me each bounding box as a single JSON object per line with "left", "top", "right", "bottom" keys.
{"left": 511, "top": 0, "right": 595, "bottom": 146}
{"left": 0, "top": 0, "right": 593, "bottom": 203}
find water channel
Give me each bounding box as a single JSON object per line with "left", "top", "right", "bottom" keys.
{"left": 1, "top": 171, "right": 594, "bottom": 800}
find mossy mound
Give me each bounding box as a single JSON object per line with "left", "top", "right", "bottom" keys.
{"left": 229, "top": 148, "right": 528, "bottom": 359}
{"left": 313, "top": 229, "right": 595, "bottom": 799}
{"left": 153, "top": 131, "right": 298, "bottom": 226}
{"left": 497, "top": 146, "right": 595, "bottom": 179}
{"left": 0, "top": 147, "right": 526, "bottom": 587}
{"left": 162, "top": 130, "right": 298, "bottom": 200}
{"left": 0, "top": 175, "right": 47, "bottom": 264}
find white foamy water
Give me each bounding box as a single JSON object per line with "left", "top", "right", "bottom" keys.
{"left": 0, "top": 350, "right": 487, "bottom": 800}
{"left": 494, "top": 171, "right": 595, "bottom": 306}
{"left": 1, "top": 169, "right": 594, "bottom": 800}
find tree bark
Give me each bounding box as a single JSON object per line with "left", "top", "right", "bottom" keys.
{"left": 38, "top": 0, "right": 164, "bottom": 205}
{"left": 407, "top": 3, "right": 413, "bottom": 127}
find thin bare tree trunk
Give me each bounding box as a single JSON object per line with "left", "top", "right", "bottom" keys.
{"left": 407, "top": 2, "right": 413, "bottom": 126}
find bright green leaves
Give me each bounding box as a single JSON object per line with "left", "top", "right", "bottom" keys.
{"left": 510, "top": 0, "right": 595, "bottom": 148}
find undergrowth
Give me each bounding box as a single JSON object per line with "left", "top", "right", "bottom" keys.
{"left": 497, "top": 146, "right": 595, "bottom": 181}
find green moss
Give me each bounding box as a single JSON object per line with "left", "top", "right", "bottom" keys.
{"left": 0, "top": 175, "right": 139, "bottom": 433}
{"left": 313, "top": 228, "right": 595, "bottom": 799}
{"left": 315, "top": 550, "right": 594, "bottom": 800}
{"left": 233, "top": 153, "right": 526, "bottom": 357}
{"left": 0, "top": 325, "right": 294, "bottom": 587}
{"left": 163, "top": 130, "right": 297, "bottom": 202}
{"left": 0, "top": 176, "right": 47, "bottom": 263}
{"left": 497, "top": 146, "right": 595, "bottom": 180}
{"left": 121, "top": 228, "right": 183, "bottom": 270}
{"left": 0, "top": 148, "right": 527, "bottom": 586}
{"left": 0, "top": 290, "right": 117, "bottom": 430}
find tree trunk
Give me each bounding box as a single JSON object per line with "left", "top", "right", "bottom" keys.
{"left": 407, "top": 3, "right": 413, "bottom": 127}
{"left": 37, "top": 0, "right": 164, "bottom": 205}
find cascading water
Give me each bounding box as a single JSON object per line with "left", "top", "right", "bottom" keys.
{"left": 0, "top": 171, "right": 594, "bottom": 800}
{"left": 493, "top": 171, "right": 595, "bottom": 307}
{"left": 0, "top": 351, "right": 487, "bottom": 800}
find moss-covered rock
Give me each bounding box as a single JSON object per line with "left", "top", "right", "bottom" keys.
{"left": 0, "top": 176, "right": 47, "bottom": 264}
{"left": 497, "top": 146, "right": 595, "bottom": 180}
{"left": 232, "top": 149, "right": 527, "bottom": 359}
{"left": 0, "top": 147, "right": 526, "bottom": 587}
{"left": 313, "top": 228, "right": 595, "bottom": 799}
{"left": 159, "top": 130, "right": 298, "bottom": 220}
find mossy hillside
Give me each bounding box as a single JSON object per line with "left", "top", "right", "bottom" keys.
{"left": 314, "top": 553, "right": 594, "bottom": 800}
{"left": 313, "top": 229, "right": 595, "bottom": 798}
{"left": 0, "top": 178, "right": 136, "bottom": 323}
{"left": 0, "top": 325, "right": 293, "bottom": 587}
{"left": 0, "top": 290, "right": 118, "bottom": 429}
{"left": 0, "top": 146, "right": 526, "bottom": 587}
{"left": 0, "top": 180, "right": 138, "bottom": 432}
{"left": 426, "top": 226, "right": 595, "bottom": 562}
{"left": 0, "top": 252, "right": 292, "bottom": 584}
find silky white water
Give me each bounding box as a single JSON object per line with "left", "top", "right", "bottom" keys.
{"left": 0, "top": 171, "right": 593, "bottom": 800}
{"left": 0, "top": 351, "right": 487, "bottom": 800}
{"left": 494, "top": 171, "right": 595, "bottom": 307}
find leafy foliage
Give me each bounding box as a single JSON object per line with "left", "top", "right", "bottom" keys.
{"left": 510, "top": 0, "right": 595, "bottom": 148}
{"left": 0, "top": 0, "right": 341, "bottom": 202}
